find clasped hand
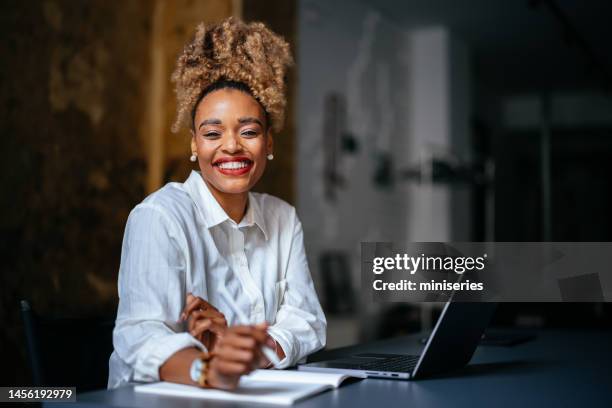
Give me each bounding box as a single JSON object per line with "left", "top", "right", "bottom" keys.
{"left": 180, "top": 293, "right": 278, "bottom": 389}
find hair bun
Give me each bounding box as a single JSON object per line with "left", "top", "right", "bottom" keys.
{"left": 171, "top": 17, "right": 293, "bottom": 133}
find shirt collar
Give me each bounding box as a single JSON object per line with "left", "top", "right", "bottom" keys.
{"left": 244, "top": 191, "right": 268, "bottom": 240}
{"left": 184, "top": 171, "right": 268, "bottom": 240}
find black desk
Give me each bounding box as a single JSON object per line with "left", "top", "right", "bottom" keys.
{"left": 49, "top": 330, "right": 612, "bottom": 408}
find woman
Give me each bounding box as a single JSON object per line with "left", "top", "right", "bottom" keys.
{"left": 108, "top": 17, "right": 326, "bottom": 390}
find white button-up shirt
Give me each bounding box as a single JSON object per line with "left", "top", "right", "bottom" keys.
{"left": 108, "top": 171, "right": 326, "bottom": 388}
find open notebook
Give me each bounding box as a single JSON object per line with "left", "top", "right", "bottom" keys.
{"left": 134, "top": 369, "right": 358, "bottom": 405}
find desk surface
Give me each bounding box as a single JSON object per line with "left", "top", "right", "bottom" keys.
{"left": 53, "top": 330, "right": 612, "bottom": 408}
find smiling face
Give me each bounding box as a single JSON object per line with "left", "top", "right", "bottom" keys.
{"left": 190, "top": 88, "right": 273, "bottom": 198}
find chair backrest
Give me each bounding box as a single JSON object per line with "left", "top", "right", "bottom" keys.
{"left": 20, "top": 300, "right": 115, "bottom": 391}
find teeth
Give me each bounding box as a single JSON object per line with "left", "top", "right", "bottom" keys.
{"left": 218, "top": 161, "right": 250, "bottom": 170}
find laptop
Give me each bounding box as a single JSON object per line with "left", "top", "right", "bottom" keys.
{"left": 298, "top": 301, "right": 497, "bottom": 380}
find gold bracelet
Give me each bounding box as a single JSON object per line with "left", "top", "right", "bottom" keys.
{"left": 198, "top": 352, "right": 214, "bottom": 387}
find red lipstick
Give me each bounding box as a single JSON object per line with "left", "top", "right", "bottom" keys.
{"left": 212, "top": 156, "right": 253, "bottom": 176}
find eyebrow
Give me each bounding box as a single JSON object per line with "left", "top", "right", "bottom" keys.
{"left": 198, "top": 118, "right": 222, "bottom": 129}
{"left": 198, "top": 117, "right": 264, "bottom": 129}
{"left": 238, "top": 117, "right": 264, "bottom": 128}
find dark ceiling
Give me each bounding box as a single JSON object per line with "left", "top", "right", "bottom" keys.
{"left": 364, "top": 0, "right": 612, "bottom": 93}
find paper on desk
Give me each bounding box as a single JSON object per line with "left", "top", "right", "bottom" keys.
{"left": 135, "top": 369, "right": 356, "bottom": 404}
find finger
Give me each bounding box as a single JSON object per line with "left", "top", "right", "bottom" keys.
{"left": 213, "top": 359, "right": 251, "bottom": 376}
{"left": 184, "top": 298, "right": 222, "bottom": 322}
{"left": 227, "top": 326, "right": 269, "bottom": 345}
{"left": 209, "top": 332, "right": 219, "bottom": 351}
{"left": 208, "top": 313, "right": 228, "bottom": 330}
{"left": 189, "top": 309, "right": 225, "bottom": 322}
{"left": 187, "top": 310, "right": 211, "bottom": 332}
{"left": 216, "top": 343, "right": 262, "bottom": 368}
{"left": 253, "top": 323, "right": 274, "bottom": 346}
{"left": 246, "top": 327, "right": 269, "bottom": 344}
{"left": 181, "top": 295, "right": 201, "bottom": 321}
{"left": 203, "top": 301, "right": 220, "bottom": 313}
{"left": 255, "top": 322, "right": 269, "bottom": 330}
{"left": 211, "top": 317, "right": 227, "bottom": 330}
{"left": 218, "top": 347, "right": 256, "bottom": 364}
{"left": 223, "top": 332, "right": 258, "bottom": 350}
{"left": 188, "top": 310, "right": 210, "bottom": 333}
{"left": 191, "top": 319, "right": 212, "bottom": 338}
{"left": 191, "top": 321, "right": 226, "bottom": 341}
{"left": 191, "top": 319, "right": 226, "bottom": 337}
{"left": 179, "top": 293, "right": 194, "bottom": 321}
{"left": 206, "top": 322, "right": 228, "bottom": 336}
{"left": 190, "top": 298, "right": 218, "bottom": 313}
{"left": 187, "top": 310, "right": 226, "bottom": 332}
{"left": 185, "top": 297, "right": 205, "bottom": 314}
{"left": 228, "top": 325, "right": 268, "bottom": 342}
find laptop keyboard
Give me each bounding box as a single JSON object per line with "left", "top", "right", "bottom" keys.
{"left": 359, "top": 355, "right": 420, "bottom": 373}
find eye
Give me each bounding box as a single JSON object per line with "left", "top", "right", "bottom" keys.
{"left": 241, "top": 130, "right": 259, "bottom": 138}
{"left": 203, "top": 131, "right": 221, "bottom": 138}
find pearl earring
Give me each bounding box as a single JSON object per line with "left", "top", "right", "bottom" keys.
{"left": 190, "top": 154, "right": 197, "bottom": 162}
{"left": 267, "top": 154, "right": 274, "bottom": 161}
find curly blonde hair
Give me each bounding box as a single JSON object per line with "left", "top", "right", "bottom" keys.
{"left": 171, "top": 17, "right": 293, "bottom": 134}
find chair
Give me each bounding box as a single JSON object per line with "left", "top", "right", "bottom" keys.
{"left": 20, "top": 300, "right": 115, "bottom": 391}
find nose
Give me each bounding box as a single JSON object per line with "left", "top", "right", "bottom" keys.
{"left": 221, "top": 131, "right": 242, "bottom": 154}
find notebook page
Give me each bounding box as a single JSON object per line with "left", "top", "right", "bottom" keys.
{"left": 247, "top": 369, "right": 353, "bottom": 388}
{"left": 134, "top": 380, "right": 331, "bottom": 405}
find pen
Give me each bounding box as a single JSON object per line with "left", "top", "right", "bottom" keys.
{"left": 218, "top": 286, "right": 281, "bottom": 368}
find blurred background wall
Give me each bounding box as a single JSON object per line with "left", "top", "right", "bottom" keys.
{"left": 2, "top": 0, "right": 154, "bottom": 386}
{"left": 297, "top": 0, "right": 612, "bottom": 347}
{"left": 2, "top": 0, "right": 612, "bottom": 386}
